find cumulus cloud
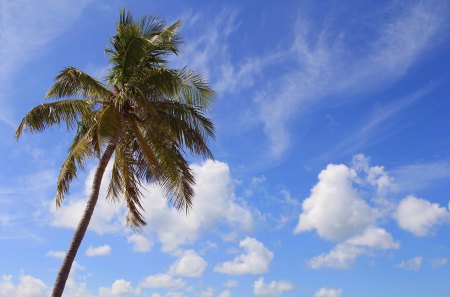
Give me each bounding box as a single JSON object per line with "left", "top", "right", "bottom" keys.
{"left": 50, "top": 160, "right": 253, "bottom": 252}
{"left": 169, "top": 250, "right": 207, "bottom": 277}
{"left": 253, "top": 277, "right": 293, "bottom": 297}
{"left": 295, "top": 163, "right": 377, "bottom": 241}
{"left": 214, "top": 237, "right": 273, "bottom": 275}
{"left": 85, "top": 245, "right": 111, "bottom": 257}
{"left": 0, "top": 275, "right": 48, "bottom": 297}
{"left": 397, "top": 257, "right": 423, "bottom": 271}
{"left": 50, "top": 163, "right": 126, "bottom": 234}
{"left": 313, "top": 288, "right": 342, "bottom": 297}
{"left": 127, "top": 234, "right": 152, "bottom": 253}
{"left": 140, "top": 160, "right": 253, "bottom": 252}
{"left": 0, "top": 273, "right": 141, "bottom": 297}
{"left": 0, "top": 272, "right": 97, "bottom": 297}
{"left": 139, "top": 274, "right": 185, "bottom": 289}
{"left": 309, "top": 227, "right": 399, "bottom": 269}
{"left": 297, "top": 155, "right": 403, "bottom": 269}
{"left": 396, "top": 196, "right": 449, "bottom": 236}
{"left": 99, "top": 279, "right": 138, "bottom": 297}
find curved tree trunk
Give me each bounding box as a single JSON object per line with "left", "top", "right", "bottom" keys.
{"left": 51, "top": 141, "right": 117, "bottom": 297}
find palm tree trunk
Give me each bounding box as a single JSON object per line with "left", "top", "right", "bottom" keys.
{"left": 51, "top": 141, "right": 117, "bottom": 297}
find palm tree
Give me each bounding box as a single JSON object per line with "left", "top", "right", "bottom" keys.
{"left": 16, "top": 9, "right": 214, "bottom": 297}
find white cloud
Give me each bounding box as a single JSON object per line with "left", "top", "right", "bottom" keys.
{"left": 46, "top": 250, "right": 65, "bottom": 259}
{"left": 46, "top": 250, "right": 85, "bottom": 274}
{"left": 397, "top": 257, "right": 423, "bottom": 271}
{"left": 169, "top": 250, "right": 207, "bottom": 277}
{"left": 0, "top": 275, "right": 48, "bottom": 297}
{"left": 99, "top": 279, "right": 138, "bottom": 297}
{"left": 127, "top": 234, "right": 152, "bottom": 253}
{"left": 295, "top": 163, "right": 377, "bottom": 241}
{"left": 313, "top": 288, "right": 342, "bottom": 297}
{"left": 256, "top": 0, "right": 447, "bottom": 158}
{"left": 309, "top": 243, "right": 363, "bottom": 270}
{"left": 431, "top": 258, "right": 448, "bottom": 269}
{"left": 214, "top": 237, "right": 273, "bottom": 275}
{"left": 200, "top": 288, "right": 214, "bottom": 297}
{"left": 50, "top": 160, "right": 253, "bottom": 252}
{"left": 297, "top": 156, "right": 403, "bottom": 269}
{"left": 218, "top": 290, "right": 232, "bottom": 297}
{"left": 139, "top": 274, "right": 185, "bottom": 289}
{"left": 140, "top": 160, "right": 253, "bottom": 252}
{"left": 396, "top": 196, "right": 449, "bottom": 236}
{"left": 309, "top": 227, "right": 399, "bottom": 269}
{"left": 253, "top": 277, "right": 293, "bottom": 297}
{"left": 50, "top": 163, "right": 126, "bottom": 234}
{"left": 0, "top": 273, "right": 140, "bottom": 297}
{"left": 346, "top": 227, "right": 400, "bottom": 250}
{"left": 85, "top": 245, "right": 111, "bottom": 257}
{"left": 223, "top": 280, "right": 239, "bottom": 288}
{"left": 164, "top": 293, "right": 187, "bottom": 297}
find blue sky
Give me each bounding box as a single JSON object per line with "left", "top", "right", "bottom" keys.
{"left": 1, "top": 0, "right": 450, "bottom": 296}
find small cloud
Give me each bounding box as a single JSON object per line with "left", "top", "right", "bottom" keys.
{"left": 397, "top": 257, "right": 423, "bottom": 271}
{"left": 85, "top": 245, "right": 111, "bottom": 257}
{"left": 139, "top": 274, "right": 185, "bottom": 289}
{"left": 169, "top": 250, "right": 207, "bottom": 277}
{"left": 253, "top": 277, "right": 293, "bottom": 297}
{"left": 431, "top": 258, "right": 448, "bottom": 269}
{"left": 218, "top": 290, "right": 232, "bottom": 297}
{"left": 223, "top": 279, "right": 239, "bottom": 288}
{"left": 214, "top": 237, "right": 273, "bottom": 275}
{"left": 46, "top": 250, "right": 66, "bottom": 259}
{"left": 309, "top": 227, "right": 399, "bottom": 269}
{"left": 396, "top": 196, "right": 449, "bottom": 237}
{"left": 313, "top": 288, "right": 343, "bottom": 297}
{"left": 99, "top": 279, "right": 138, "bottom": 297}
{"left": 127, "top": 234, "right": 152, "bottom": 253}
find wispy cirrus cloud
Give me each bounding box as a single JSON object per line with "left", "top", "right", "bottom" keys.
{"left": 175, "top": 8, "right": 283, "bottom": 96}
{"left": 256, "top": 0, "right": 447, "bottom": 159}
{"left": 0, "top": 0, "right": 92, "bottom": 126}
{"left": 392, "top": 160, "right": 450, "bottom": 192}
{"left": 319, "top": 84, "right": 437, "bottom": 160}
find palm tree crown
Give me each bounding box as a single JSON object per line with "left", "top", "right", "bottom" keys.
{"left": 16, "top": 9, "right": 215, "bottom": 228}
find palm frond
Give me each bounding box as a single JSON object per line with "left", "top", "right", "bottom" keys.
{"left": 56, "top": 126, "right": 96, "bottom": 205}
{"left": 176, "top": 67, "right": 215, "bottom": 109}
{"left": 128, "top": 118, "right": 164, "bottom": 178}
{"left": 106, "top": 149, "right": 124, "bottom": 201}
{"left": 139, "top": 15, "right": 166, "bottom": 38}
{"left": 136, "top": 101, "right": 214, "bottom": 158}
{"left": 46, "top": 67, "right": 112, "bottom": 100}
{"left": 153, "top": 141, "right": 195, "bottom": 212}
{"left": 118, "top": 146, "right": 146, "bottom": 228}
{"left": 15, "top": 99, "right": 94, "bottom": 139}
{"left": 96, "top": 105, "right": 121, "bottom": 148}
